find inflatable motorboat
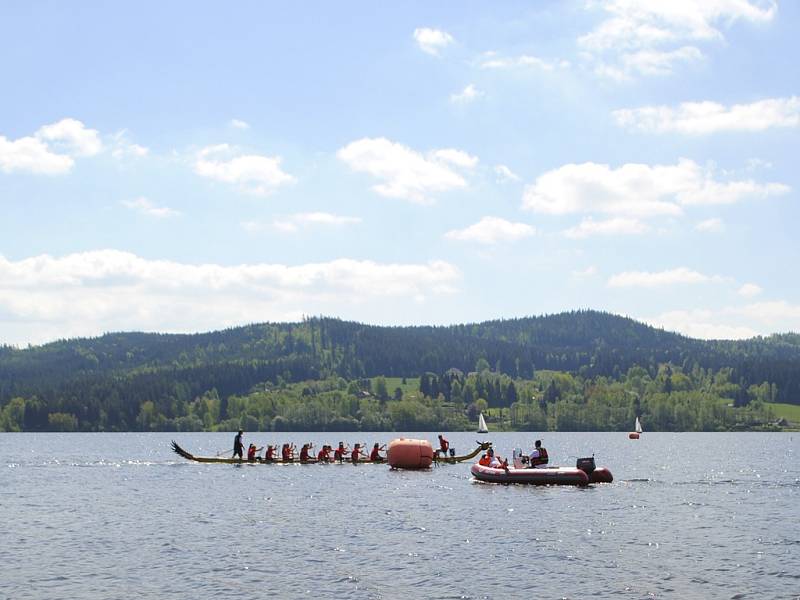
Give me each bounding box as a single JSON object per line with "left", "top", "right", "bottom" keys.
{"left": 471, "top": 450, "right": 613, "bottom": 486}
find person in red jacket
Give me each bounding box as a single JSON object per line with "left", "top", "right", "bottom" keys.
{"left": 351, "top": 443, "right": 367, "bottom": 463}
{"left": 369, "top": 443, "right": 385, "bottom": 462}
{"left": 333, "top": 442, "right": 348, "bottom": 462}
{"left": 264, "top": 445, "right": 276, "bottom": 462}
{"left": 299, "top": 443, "right": 313, "bottom": 462}
{"left": 317, "top": 445, "right": 331, "bottom": 462}
{"left": 281, "top": 443, "right": 294, "bottom": 462}
{"left": 247, "top": 443, "right": 257, "bottom": 461}
{"left": 437, "top": 434, "right": 450, "bottom": 457}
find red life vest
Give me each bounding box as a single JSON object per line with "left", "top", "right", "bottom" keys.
{"left": 265, "top": 447, "right": 274, "bottom": 460}
{"left": 299, "top": 446, "right": 310, "bottom": 461}
{"left": 532, "top": 447, "right": 549, "bottom": 466}
{"left": 370, "top": 448, "right": 381, "bottom": 461}
{"left": 351, "top": 448, "right": 360, "bottom": 462}
{"left": 282, "top": 446, "right": 291, "bottom": 461}
{"left": 247, "top": 446, "right": 256, "bottom": 460}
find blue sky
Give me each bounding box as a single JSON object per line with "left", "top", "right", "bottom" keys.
{"left": 1, "top": 1, "right": 798, "bottom": 345}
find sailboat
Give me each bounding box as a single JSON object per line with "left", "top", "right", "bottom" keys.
{"left": 477, "top": 412, "right": 489, "bottom": 434}
{"left": 628, "top": 416, "right": 642, "bottom": 439}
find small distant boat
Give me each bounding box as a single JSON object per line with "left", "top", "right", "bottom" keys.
{"left": 629, "top": 416, "right": 643, "bottom": 439}
{"left": 477, "top": 412, "right": 489, "bottom": 434}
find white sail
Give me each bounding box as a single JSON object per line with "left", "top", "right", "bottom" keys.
{"left": 477, "top": 413, "right": 489, "bottom": 433}
{"left": 635, "top": 416, "right": 642, "bottom": 433}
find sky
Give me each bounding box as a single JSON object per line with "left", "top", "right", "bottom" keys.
{"left": 1, "top": 0, "right": 799, "bottom": 346}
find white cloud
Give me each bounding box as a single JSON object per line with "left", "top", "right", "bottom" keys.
{"left": 614, "top": 97, "right": 800, "bottom": 134}
{"left": 337, "top": 137, "right": 471, "bottom": 204}
{"left": 646, "top": 309, "right": 759, "bottom": 339}
{"left": 35, "top": 118, "right": 103, "bottom": 157}
{"left": 0, "top": 250, "right": 461, "bottom": 345}
{"left": 1, "top": 117, "right": 106, "bottom": 175}
{"left": 110, "top": 130, "right": 149, "bottom": 160}
{"left": 244, "top": 212, "right": 362, "bottom": 234}
{"left": 444, "top": 216, "right": 535, "bottom": 244}
{"left": 432, "top": 148, "right": 478, "bottom": 169}
{"left": 0, "top": 134, "right": 74, "bottom": 175}
{"left": 479, "top": 53, "right": 569, "bottom": 71}
{"left": 737, "top": 283, "right": 762, "bottom": 297}
{"left": 194, "top": 144, "right": 296, "bottom": 195}
{"left": 646, "top": 300, "right": 800, "bottom": 339}
{"left": 522, "top": 159, "right": 788, "bottom": 217}
{"left": 564, "top": 217, "right": 649, "bottom": 239}
{"left": 413, "top": 27, "right": 454, "bottom": 56}
{"left": 121, "top": 197, "right": 180, "bottom": 218}
{"left": 695, "top": 218, "right": 724, "bottom": 233}
{"left": 230, "top": 119, "right": 250, "bottom": 130}
{"left": 608, "top": 267, "right": 725, "bottom": 288}
{"left": 450, "top": 84, "right": 483, "bottom": 104}
{"left": 494, "top": 164, "right": 521, "bottom": 183}
{"left": 580, "top": 1, "right": 776, "bottom": 79}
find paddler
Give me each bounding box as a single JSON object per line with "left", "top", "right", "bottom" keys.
{"left": 264, "top": 445, "right": 276, "bottom": 462}
{"left": 247, "top": 443, "right": 257, "bottom": 461}
{"left": 281, "top": 443, "right": 294, "bottom": 462}
{"left": 369, "top": 443, "right": 385, "bottom": 462}
{"left": 299, "top": 443, "right": 313, "bottom": 462}
{"left": 333, "top": 442, "right": 349, "bottom": 462}
{"left": 350, "top": 443, "right": 368, "bottom": 463}
{"left": 232, "top": 430, "right": 244, "bottom": 459}
{"left": 317, "top": 445, "right": 331, "bottom": 462}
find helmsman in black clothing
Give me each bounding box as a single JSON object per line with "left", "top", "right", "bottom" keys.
{"left": 233, "top": 430, "right": 244, "bottom": 459}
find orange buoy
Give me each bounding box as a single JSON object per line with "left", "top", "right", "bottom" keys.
{"left": 386, "top": 438, "right": 434, "bottom": 469}
{"left": 628, "top": 432, "right": 640, "bottom": 439}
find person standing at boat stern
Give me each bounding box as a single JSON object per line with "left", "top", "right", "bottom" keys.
{"left": 233, "top": 430, "right": 244, "bottom": 459}
{"left": 437, "top": 434, "right": 451, "bottom": 457}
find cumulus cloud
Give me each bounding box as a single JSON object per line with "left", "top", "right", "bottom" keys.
{"left": 646, "top": 300, "right": 800, "bottom": 339}
{"left": 0, "top": 134, "right": 74, "bottom": 175}
{"left": 1, "top": 118, "right": 105, "bottom": 175}
{"left": 478, "top": 52, "right": 569, "bottom": 71}
{"left": 0, "top": 250, "right": 461, "bottom": 345}
{"left": 413, "top": 27, "right": 454, "bottom": 55}
{"left": 444, "top": 216, "right": 535, "bottom": 244}
{"left": 737, "top": 283, "right": 763, "bottom": 297}
{"left": 230, "top": 119, "right": 250, "bottom": 130}
{"left": 522, "top": 159, "right": 788, "bottom": 218}
{"left": 121, "top": 197, "right": 180, "bottom": 218}
{"left": 35, "top": 118, "right": 103, "bottom": 157}
{"left": 194, "top": 144, "right": 296, "bottom": 195}
{"left": 337, "top": 137, "right": 473, "bottom": 204}
{"left": 563, "top": 217, "right": 649, "bottom": 239}
{"left": 645, "top": 309, "right": 759, "bottom": 339}
{"left": 607, "top": 267, "right": 725, "bottom": 288}
{"left": 243, "top": 212, "right": 362, "bottom": 234}
{"left": 614, "top": 97, "right": 800, "bottom": 134}
{"left": 450, "top": 84, "right": 483, "bottom": 104}
{"left": 695, "top": 218, "right": 724, "bottom": 233}
{"left": 580, "top": 1, "right": 776, "bottom": 79}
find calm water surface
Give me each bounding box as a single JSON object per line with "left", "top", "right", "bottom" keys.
{"left": 1, "top": 432, "right": 798, "bottom": 599}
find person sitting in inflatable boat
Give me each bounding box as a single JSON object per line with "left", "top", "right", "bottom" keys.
{"left": 529, "top": 440, "right": 549, "bottom": 468}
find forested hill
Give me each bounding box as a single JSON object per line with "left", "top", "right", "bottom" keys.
{"left": 1, "top": 310, "right": 800, "bottom": 425}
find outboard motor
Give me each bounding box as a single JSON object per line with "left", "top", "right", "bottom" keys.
{"left": 512, "top": 448, "right": 529, "bottom": 469}
{"left": 576, "top": 456, "right": 596, "bottom": 474}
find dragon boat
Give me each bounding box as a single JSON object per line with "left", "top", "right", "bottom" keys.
{"left": 471, "top": 451, "right": 613, "bottom": 486}
{"left": 171, "top": 440, "right": 491, "bottom": 466}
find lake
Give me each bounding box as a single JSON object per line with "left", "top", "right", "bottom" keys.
{"left": 1, "top": 432, "right": 798, "bottom": 599}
